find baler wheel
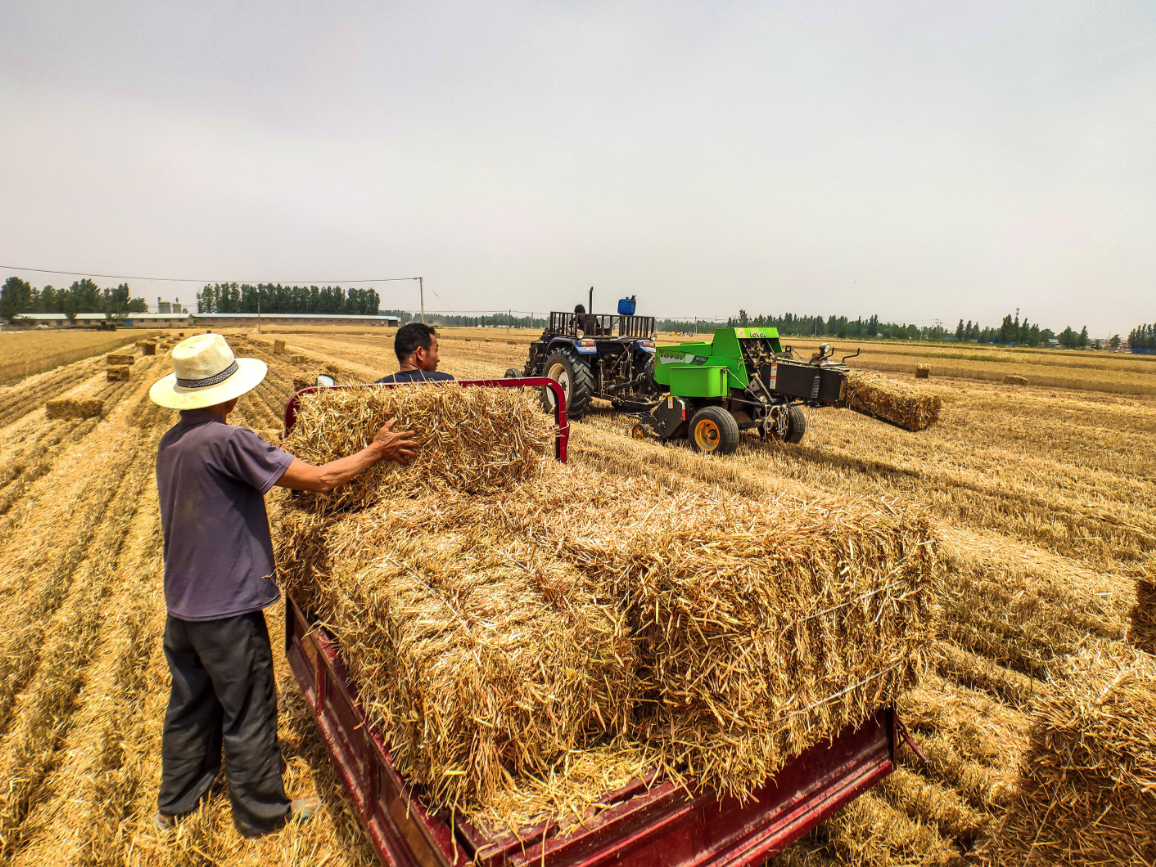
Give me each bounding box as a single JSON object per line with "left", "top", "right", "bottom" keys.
{"left": 689, "top": 406, "right": 740, "bottom": 455}
{"left": 540, "top": 348, "right": 594, "bottom": 418}
{"left": 631, "top": 423, "right": 647, "bottom": 440}
{"left": 785, "top": 404, "right": 807, "bottom": 444}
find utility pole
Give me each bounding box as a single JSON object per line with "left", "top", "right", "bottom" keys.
{"left": 419, "top": 277, "right": 425, "bottom": 324}
{"left": 257, "top": 299, "right": 262, "bottom": 334}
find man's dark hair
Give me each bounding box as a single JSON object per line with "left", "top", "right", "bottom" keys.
{"left": 394, "top": 322, "right": 438, "bottom": 363}
{"left": 574, "top": 304, "right": 586, "bottom": 315}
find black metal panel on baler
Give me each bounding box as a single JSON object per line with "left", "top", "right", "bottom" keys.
{"left": 760, "top": 361, "right": 844, "bottom": 404}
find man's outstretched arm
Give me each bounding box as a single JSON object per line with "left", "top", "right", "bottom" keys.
{"left": 275, "top": 420, "right": 417, "bottom": 493}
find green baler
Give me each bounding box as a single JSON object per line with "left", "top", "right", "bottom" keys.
{"left": 633, "top": 327, "right": 855, "bottom": 454}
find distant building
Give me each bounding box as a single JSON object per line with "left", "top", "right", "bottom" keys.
{"left": 193, "top": 312, "right": 400, "bottom": 328}
{"left": 122, "top": 312, "right": 194, "bottom": 327}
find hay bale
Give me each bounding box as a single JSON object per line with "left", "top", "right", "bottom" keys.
{"left": 1004, "top": 374, "right": 1028, "bottom": 386}
{"left": 141, "top": 341, "right": 156, "bottom": 356}
{"left": 985, "top": 643, "right": 1156, "bottom": 866}
{"left": 45, "top": 398, "right": 104, "bottom": 420}
{"left": 281, "top": 384, "right": 554, "bottom": 512}
{"left": 1131, "top": 577, "right": 1155, "bottom": 655}
{"left": 106, "top": 366, "right": 130, "bottom": 382}
{"left": 291, "top": 377, "right": 311, "bottom": 392}
{"left": 915, "top": 364, "right": 930, "bottom": 379}
{"left": 475, "top": 472, "right": 938, "bottom": 797}
{"left": 105, "top": 354, "right": 134, "bottom": 366}
{"left": 841, "top": 370, "right": 942, "bottom": 431}
{"left": 275, "top": 463, "right": 937, "bottom": 819}
{"left": 290, "top": 354, "right": 308, "bottom": 364}
{"left": 273, "top": 339, "right": 286, "bottom": 355}
{"left": 276, "top": 501, "right": 637, "bottom": 812}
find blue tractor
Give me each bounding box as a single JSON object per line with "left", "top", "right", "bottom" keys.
{"left": 512, "top": 292, "right": 659, "bottom": 418}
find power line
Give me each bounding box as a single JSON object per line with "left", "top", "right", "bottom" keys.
{"left": 0, "top": 263, "right": 420, "bottom": 285}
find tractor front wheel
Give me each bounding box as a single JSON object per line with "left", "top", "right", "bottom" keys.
{"left": 689, "top": 406, "right": 740, "bottom": 455}
{"left": 540, "top": 348, "right": 594, "bottom": 418}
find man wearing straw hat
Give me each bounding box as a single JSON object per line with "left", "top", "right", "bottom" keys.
{"left": 148, "top": 333, "right": 416, "bottom": 838}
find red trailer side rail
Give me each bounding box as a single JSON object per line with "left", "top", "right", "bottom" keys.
{"left": 282, "top": 378, "right": 897, "bottom": 866}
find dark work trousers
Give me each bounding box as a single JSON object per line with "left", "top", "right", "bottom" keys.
{"left": 158, "top": 610, "right": 291, "bottom": 837}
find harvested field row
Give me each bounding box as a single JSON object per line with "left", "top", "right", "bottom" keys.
{"left": 0, "top": 330, "right": 160, "bottom": 384}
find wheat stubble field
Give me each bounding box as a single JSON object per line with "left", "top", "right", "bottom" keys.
{"left": 0, "top": 327, "right": 1151, "bottom": 866}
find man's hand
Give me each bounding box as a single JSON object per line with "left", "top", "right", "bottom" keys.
{"left": 372, "top": 419, "right": 418, "bottom": 465}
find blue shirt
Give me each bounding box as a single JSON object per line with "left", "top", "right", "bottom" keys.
{"left": 375, "top": 369, "right": 455, "bottom": 384}
{"left": 156, "top": 409, "right": 294, "bottom": 621}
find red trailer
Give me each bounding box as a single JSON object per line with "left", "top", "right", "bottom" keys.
{"left": 282, "top": 379, "right": 900, "bottom": 867}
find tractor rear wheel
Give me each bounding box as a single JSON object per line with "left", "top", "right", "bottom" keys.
{"left": 689, "top": 406, "right": 740, "bottom": 455}
{"left": 540, "top": 348, "right": 594, "bottom": 417}
{"left": 784, "top": 404, "right": 807, "bottom": 443}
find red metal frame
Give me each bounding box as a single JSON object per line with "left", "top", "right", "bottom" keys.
{"left": 286, "top": 599, "right": 896, "bottom": 867}
{"left": 283, "top": 378, "right": 569, "bottom": 463}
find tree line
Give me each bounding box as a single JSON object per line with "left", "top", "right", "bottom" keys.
{"left": 195, "top": 283, "right": 381, "bottom": 315}
{"left": 1, "top": 276, "right": 149, "bottom": 320}
{"left": 680, "top": 309, "right": 1105, "bottom": 347}
{"left": 1129, "top": 323, "right": 1156, "bottom": 352}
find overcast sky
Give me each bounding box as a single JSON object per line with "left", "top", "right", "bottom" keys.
{"left": 1, "top": 2, "right": 1153, "bottom": 334}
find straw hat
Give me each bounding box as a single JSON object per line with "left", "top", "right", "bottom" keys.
{"left": 149, "top": 334, "right": 268, "bottom": 410}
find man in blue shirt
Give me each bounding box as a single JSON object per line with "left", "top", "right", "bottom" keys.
{"left": 376, "top": 322, "right": 455, "bottom": 384}
{"left": 149, "top": 333, "right": 417, "bottom": 839}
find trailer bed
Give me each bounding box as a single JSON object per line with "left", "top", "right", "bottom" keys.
{"left": 286, "top": 598, "right": 897, "bottom": 867}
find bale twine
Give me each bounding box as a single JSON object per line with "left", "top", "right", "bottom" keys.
{"left": 106, "top": 366, "right": 130, "bottom": 382}
{"left": 281, "top": 384, "right": 555, "bottom": 513}
{"left": 273, "top": 339, "right": 286, "bottom": 355}
{"left": 915, "top": 364, "right": 930, "bottom": 379}
{"left": 106, "top": 354, "right": 134, "bottom": 366}
{"left": 983, "top": 643, "right": 1156, "bottom": 866}
{"left": 45, "top": 398, "right": 104, "bottom": 420}
{"left": 841, "top": 370, "right": 942, "bottom": 431}
{"left": 1004, "top": 374, "right": 1028, "bottom": 386}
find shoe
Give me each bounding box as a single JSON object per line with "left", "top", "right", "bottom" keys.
{"left": 153, "top": 812, "right": 176, "bottom": 836}
{"left": 290, "top": 797, "right": 322, "bottom": 824}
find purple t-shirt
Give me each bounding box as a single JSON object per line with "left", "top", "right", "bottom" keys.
{"left": 156, "top": 408, "right": 294, "bottom": 621}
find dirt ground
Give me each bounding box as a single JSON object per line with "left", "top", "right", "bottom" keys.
{"left": 0, "top": 326, "right": 1150, "bottom": 865}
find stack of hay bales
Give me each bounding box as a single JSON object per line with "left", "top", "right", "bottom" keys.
{"left": 841, "top": 370, "right": 942, "bottom": 431}
{"left": 915, "top": 364, "right": 930, "bottom": 379}
{"left": 275, "top": 385, "right": 937, "bottom": 825}
{"left": 985, "top": 643, "right": 1156, "bottom": 866}
{"left": 273, "top": 339, "right": 286, "bottom": 355}
{"left": 45, "top": 398, "right": 104, "bottom": 420}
